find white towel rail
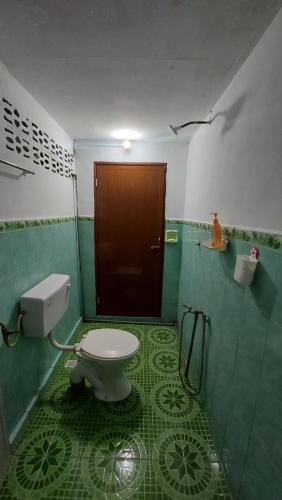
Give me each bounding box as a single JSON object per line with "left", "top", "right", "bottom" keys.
{"left": 0, "top": 158, "right": 35, "bottom": 175}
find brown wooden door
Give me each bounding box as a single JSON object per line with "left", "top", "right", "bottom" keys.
{"left": 94, "top": 162, "right": 166, "bottom": 317}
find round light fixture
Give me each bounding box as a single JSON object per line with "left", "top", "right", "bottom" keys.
{"left": 122, "top": 139, "right": 132, "bottom": 149}
{"left": 112, "top": 129, "right": 140, "bottom": 140}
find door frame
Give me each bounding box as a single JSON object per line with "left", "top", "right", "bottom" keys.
{"left": 93, "top": 161, "right": 167, "bottom": 317}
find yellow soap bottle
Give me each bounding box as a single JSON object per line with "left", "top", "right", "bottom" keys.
{"left": 210, "top": 212, "right": 222, "bottom": 248}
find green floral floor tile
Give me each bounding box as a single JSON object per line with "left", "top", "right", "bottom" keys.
{"left": 1, "top": 322, "right": 231, "bottom": 499}
{"left": 153, "top": 429, "right": 221, "bottom": 499}
{"left": 41, "top": 381, "right": 92, "bottom": 420}
{"left": 82, "top": 457, "right": 147, "bottom": 499}
{"left": 151, "top": 380, "right": 199, "bottom": 423}
{"left": 149, "top": 348, "right": 178, "bottom": 377}
{"left": 3, "top": 449, "right": 77, "bottom": 499}
{"left": 125, "top": 350, "right": 145, "bottom": 375}
{"left": 149, "top": 326, "right": 176, "bottom": 347}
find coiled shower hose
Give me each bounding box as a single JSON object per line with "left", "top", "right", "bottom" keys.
{"left": 179, "top": 305, "right": 209, "bottom": 396}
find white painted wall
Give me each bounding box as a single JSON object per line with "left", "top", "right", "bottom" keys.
{"left": 75, "top": 141, "right": 188, "bottom": 219}
{"left": 184, "top": 9, "right": 282, "bottom": 233}
{"left": 0, "top": 62, "right": 74, "bottom": 220}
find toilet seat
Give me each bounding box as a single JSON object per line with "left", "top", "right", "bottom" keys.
{"left": 79, "top": 329, "right": 139, "bottom": 360}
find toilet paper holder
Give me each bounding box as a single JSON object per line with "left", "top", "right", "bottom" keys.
{"left": 234, "top": 247, "right": 259, "bottom": 286}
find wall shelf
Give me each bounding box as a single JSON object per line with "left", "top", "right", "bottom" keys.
{"left": 201, "top": 239, "right": 228, "bottom": 252}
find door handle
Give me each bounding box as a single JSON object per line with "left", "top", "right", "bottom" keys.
{"left": 150, "top": 245, "right": 161, "bottom": 250}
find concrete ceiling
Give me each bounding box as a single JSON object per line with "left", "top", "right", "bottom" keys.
{"left": 0, "top": 0, "right": 281, "bottom": 141}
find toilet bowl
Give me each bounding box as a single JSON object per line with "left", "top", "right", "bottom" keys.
{"left": 20, "top": 275, "right": 139, "bottom": 402}
{"left": 70, "top": 328, "right": 139, "bottom": 402}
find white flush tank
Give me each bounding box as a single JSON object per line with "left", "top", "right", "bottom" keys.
{"left": 20, "top": 274, "right": 70, "bottom": 338}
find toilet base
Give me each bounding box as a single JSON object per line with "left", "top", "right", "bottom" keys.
{"left": 70, "top": 379, "right": 86, "bottom": 395}
{"left": 70, "top": 356, "right": 133, "bottom": 402}
{"left": 94, "top": 377, "right": 131, "bottom": 402}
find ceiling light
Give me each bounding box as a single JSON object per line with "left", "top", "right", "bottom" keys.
{"left": 122, "top": 139, "right": 132, "bottom": 149}
{"left": 112, "top": 129, "right": 140, "bottom": 140}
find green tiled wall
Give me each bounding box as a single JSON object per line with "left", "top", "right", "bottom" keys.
{"left": 2, "top": 215, "right": 281, "bottom": 497}
{"left": 78, "top": 219, "right": 96, "bottom": 318}
{"left": 78, "top": 219, "right": 182, "bottom": 322}
{"left": 177, "top": 223, "right": 282, "bottom": 500}
{"left": 161, "top": 222, "right": 182, "bottom": 321}
{"left": 0, "top": 221, "right": 80, "bottom": 440}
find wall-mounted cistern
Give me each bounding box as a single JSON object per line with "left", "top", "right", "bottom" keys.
{"left": 1, "top": 274, "right": 140, "bottom": 403}
{"left": 0, "top": 275, "right": 71, "bottom": 347}
{"left": 20, "top": 274, "right": 72, "bottom": 341}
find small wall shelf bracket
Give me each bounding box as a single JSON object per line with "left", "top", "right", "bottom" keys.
{"left": 201, "top": 239, "right": 228, "bottom": 252}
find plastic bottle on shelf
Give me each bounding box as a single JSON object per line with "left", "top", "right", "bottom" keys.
{"left": 210, "top": 212, "right": 222, "bottom": 248}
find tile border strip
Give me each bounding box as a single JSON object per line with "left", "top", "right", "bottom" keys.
{"left": 80, "top": 216, "right": 281, "bottom": 250}
{"left": 1, "top": 216, "right": 280, "bottom": 249}
{"left": 166, "top": 219, "right": 282, "bottom": 250}
{"left": 78, "top": 216, "right": 94, "bottom": 221}
{"left": 0, "top": 217, "right": 75, "bottom": 232}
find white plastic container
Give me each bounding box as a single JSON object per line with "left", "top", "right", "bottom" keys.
{"left": 20, "top": 274, "right": 70, "bottom": 337}
{"left": 234, "top": 255, "right": 257, "bottom": 286}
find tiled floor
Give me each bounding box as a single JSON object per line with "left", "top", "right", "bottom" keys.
{"left": 0, "top": 323, "right": 231, "bottom": 499}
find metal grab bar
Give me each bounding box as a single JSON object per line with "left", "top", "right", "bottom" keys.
{"left": 0, "top": 158, "right": 35, "bottom": 175}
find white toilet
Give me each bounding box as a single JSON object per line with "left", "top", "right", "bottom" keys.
{"left": 70, "top": 328, "right": 139, "bottom": 401}
{"left": 20, "top": 274, "right": 140, "bottom": 402}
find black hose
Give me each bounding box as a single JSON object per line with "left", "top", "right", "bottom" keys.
{"left": 179, "top": 120, "right": 211, "bottom": 130}
{"left": 184, "top": 311, "right": 199, "bottom": 379}
{"left": 178, "top": 306, "right": 208, "bottom": 396}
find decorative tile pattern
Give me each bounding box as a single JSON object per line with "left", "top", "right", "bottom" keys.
{"left": 8, "top": 428, "right": 77, "bottom": 499}
{"left": 78, "top": 216, "right": 94, "bottom": 221}
{"left": 85, "top": 427, "right": 147, "bottom": 461}
{"left": 0, "top": 217, "right": 75, "bottom": 232}
{"left": 153, "top": 429, "right": 219, "bottom": 499}
{"left": 151, "top": 381, "right": 199, "bottom": 423}
{"left": 80, "top": 217, "right": 281, "bottom": 249}
{"left": 149, "top": 326, "right": 176, "bottom": 347}
{"left": 149, "top": 349, "right": 178, "bottom": 376}
{"left": 84, "top": 456, "right": 146, "bottom": 498}
{"left": 41, "top": 381, "right": 89, "bottom": 420}
{"left": 0, "top": 323, "right": 231, "bottom": 499}
{"left": 125, "top": 351, "right": 144, "bottom": 375}
{"left": 166, "top": 218, "right": 282, "bottom": 250}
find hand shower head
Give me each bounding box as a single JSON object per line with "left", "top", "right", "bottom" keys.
{"left": 169, "top": 124, "right": 179, "bottom": 136}
{"left": 169, "top": 119, "right": 212, "bottom": 136}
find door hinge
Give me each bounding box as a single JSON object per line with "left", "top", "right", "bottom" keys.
{"left": 95, "top": 178, "right": 98, "bottom": 188}
{"left": 97, "top": 297, "right": 100, "bottom": 305}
